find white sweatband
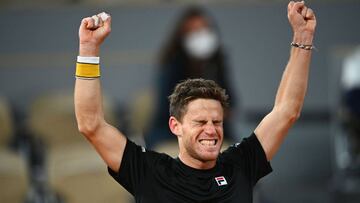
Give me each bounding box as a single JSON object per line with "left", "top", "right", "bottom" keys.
{"left": 77, "top": 56, "right": 100, "bottom": 64}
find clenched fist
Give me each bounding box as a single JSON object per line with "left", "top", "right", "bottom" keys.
{"left": 78, "top": 12, "right": 112, "bottom": 56}
{"left": 287, "top": 1, "right": 316, "bottom": 44}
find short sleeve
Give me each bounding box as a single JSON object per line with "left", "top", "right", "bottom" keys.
{"left": 220, "top": 133, "right": 272, "bottom": 186}
{"left": 108, "top": 139, "right": 157, "bottom": 195}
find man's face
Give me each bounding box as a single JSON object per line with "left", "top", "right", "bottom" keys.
{"left": 172, "top": 98, "right": 224, "bottom": 168}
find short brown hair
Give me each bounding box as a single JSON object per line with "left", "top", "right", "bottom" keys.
{"left": 168, "top": 78, "right": 229, "bottom": 121}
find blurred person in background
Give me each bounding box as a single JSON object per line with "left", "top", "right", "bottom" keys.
{"left": 145, "top": 6, "right": 238, "bottom": 149}
{"left": 341, "top": 46, "right": 360, "bottom": 170}
{"left": 74, "top": 1, "right": 316, "bottom": 202}
{"left": 331, "top": 46, "right": 360, "bottom": 201}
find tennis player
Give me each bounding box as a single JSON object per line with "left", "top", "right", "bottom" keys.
{"left": 74, "top": 1, "right": 316, "bottom": 202}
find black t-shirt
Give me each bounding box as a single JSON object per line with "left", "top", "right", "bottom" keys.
{"left": 108, "top": 133, "right": 272, "bottom": 203}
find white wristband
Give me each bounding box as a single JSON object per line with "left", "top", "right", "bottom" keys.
{"left": 77, "top": 56, "right": 100, "bottom": 64}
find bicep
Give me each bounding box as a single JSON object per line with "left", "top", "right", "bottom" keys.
{"left": 254, "top": 108, "right": 295, "bottom": 161}
{"left": 87, "top": 122, "right": 127, "bottom": 172}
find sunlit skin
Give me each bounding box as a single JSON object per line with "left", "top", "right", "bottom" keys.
{"left": 169, "top": 98, "right": 224, "bottom": 169}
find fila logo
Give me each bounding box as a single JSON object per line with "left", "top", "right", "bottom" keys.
{"left": 215, "top": 176, "right": 228, "bottom": 186}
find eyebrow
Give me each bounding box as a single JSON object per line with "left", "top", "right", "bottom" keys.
{"left": 213, "top": 120, "right": 223, "bottom": 123}
{"left": 193, "top": 119, "right": 207, "bottom": 123}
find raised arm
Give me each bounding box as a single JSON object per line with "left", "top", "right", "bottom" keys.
{"left": 74, "top": 13, "right": 127, "bottom": 172}
{"left": 254, "top": 1, "right": 316, "bottom": 160}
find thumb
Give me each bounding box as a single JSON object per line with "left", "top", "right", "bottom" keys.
{"left": 80, "top": 17, "right": 94, "bottom": 31}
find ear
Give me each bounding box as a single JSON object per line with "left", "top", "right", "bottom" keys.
{"left": 169, "top": 116, "right": 182, "bottom": 137}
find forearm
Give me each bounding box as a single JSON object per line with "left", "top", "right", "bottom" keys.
{"left": 274, "top": 33, "right": 313, "bottom": 118}
{"left": 256, "top": 46, "right": 312, "bottom": 160}
{"left": 75, "top": 45, "right": 105, "bottom": 136}
{"left": 73, "top": 12, "right": 128, "bottom": 172}
{"left": 256, "top": 34, "right": 314, "bottom": 160}
{"left": 75, "top": 78, "right": 105, "bottom": 135}
{"left": 74, "top": 55, "right": 127, "bottom": 171}
{"left": 255, "top": 1, "right": 316, "bottom": 161}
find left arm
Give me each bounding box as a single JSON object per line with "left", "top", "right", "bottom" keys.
{"left": 255, "top": 1, "right": 317, "bottom": 161}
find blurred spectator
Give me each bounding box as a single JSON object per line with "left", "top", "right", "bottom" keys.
{"left": 341, "top": 46, "right": 360, "bottom": 169}
{"left": 145, "top": 6, "right": 238, "bottom": 149}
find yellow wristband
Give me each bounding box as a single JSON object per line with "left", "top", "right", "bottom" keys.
{"left": 75, "top": 63, "right": 100, "bottom": 78}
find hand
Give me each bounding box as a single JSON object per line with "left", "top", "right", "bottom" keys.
{"left": 78, "top": 12, "right": 111, "bottom": 56}
{"left": 287, "top": 1, "right": 316, "bottom": 43}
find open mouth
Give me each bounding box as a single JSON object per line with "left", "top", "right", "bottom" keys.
{"left": 199, "top": 139, "right": 218, "bottom": 146}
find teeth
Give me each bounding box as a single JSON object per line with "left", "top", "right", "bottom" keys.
{"left": 199, "top": 140, "right": 216, "bottom": 146}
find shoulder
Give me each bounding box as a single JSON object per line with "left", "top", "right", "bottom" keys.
{"left": 109, "top": 138, "right": 175, "bottom": 180}
{"left": 125, "top": 139, "right": 172, "bottom": 163}
{"left": 220, "top": 133, "right": 260, "bottom": 155}
{"left": 218, "top": 133, "right": 267, "bottom": 165}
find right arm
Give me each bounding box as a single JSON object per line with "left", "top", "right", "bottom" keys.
{"left": 74, "top": 13, "right": 126, "bottom": 172}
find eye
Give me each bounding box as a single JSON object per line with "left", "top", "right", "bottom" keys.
{"left": 194, "top": 120, "right": 207, "bottom": 125}
{"left": 213, "top": 120, "right": 223, "bottom": 126}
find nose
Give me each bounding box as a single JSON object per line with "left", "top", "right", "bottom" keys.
{"left": 204, "top": 123, "right": 216, "bottom": 136}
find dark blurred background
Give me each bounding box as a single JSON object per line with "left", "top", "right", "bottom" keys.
{"left": 1, "top": 0, "right": 360, "bottom": 202}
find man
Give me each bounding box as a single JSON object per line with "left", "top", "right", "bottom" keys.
{"left": 74, "top": 1, "right": 316, "bottom": 202}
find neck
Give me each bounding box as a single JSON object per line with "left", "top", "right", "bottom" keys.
{"left": 178, "top": 153, "right": 216, "bottom": 170}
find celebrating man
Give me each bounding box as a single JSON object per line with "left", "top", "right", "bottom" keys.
{"left": 74, "top": 1, "right": 316, "bottom": 202}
